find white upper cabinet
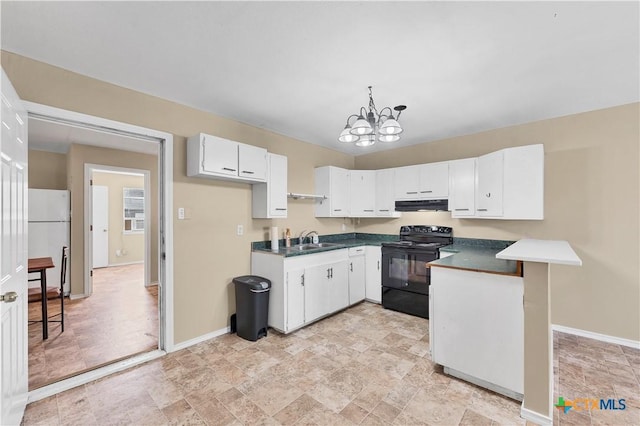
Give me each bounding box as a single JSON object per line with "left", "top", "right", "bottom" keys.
{"left": 375, "top": 169, "right": 401, "bottom": 217}
{"left": 419, "top": 162, "right": 449, "bottom": 198}
{"left": 187, "top": 133, "right": 267, "bottom": 183}
{"left": 252, "top": 153, "right": 288, "bottom": 218}
{"left": 315, "top": 166, "right": 350, "bottom": 217}
{"left": 238, "top": 144, "right": 268, "bottom": 181}
{"left": 349, "top": 170, "right": 376, "bottom": 217}
{"left": 476, "top": 150, "right": 504, "bottom": 217}
{"left": 476, "top": 144, "right": 544, "bottom": 220}
{"left": 394, "top": 163, "right": 449, "bottom": 200}
{"left": 394, "top": 165, "right": 421, "bottom": 200}
{"left": 449, "top": 158, "right": 477, "bottom": 218}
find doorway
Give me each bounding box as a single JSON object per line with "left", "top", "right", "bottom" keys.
{"left": 23, "top": 102, "right": 174, "bottom": 400}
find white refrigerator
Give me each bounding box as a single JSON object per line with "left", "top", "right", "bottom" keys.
{"left": 28, "top": 189, "right": 71, "bottom": 295}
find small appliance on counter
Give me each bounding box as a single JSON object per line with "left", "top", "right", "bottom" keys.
{"left": 380, "top": 225, "right": 453, "bottom": 318}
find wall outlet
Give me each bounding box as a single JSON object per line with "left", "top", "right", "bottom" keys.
{"left": 341, "top": 223, "right": 347, "bottom": 231}
{"left": 178, "top": 207, "right": 185, "bottom": 220}
{"left": 116, "top": 249, "right": 122, "bottom": 257}
{"left": 237, "top": 225, "right": 244, "bottom": 236}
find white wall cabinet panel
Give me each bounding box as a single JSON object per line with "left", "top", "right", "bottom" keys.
{"left": 449, "top": 158, "right": 477, "bottom": 217}
{"left": 375, "top": 169, "right": 401, "bottom": 217}
{"left": 394, "top": 163, "right": 448, "bottom": 200}
{"left": 252, "top": 153, "right": 287, "bottom": 218}
{"left": 364, "top": 246, "right": 382, "bottom": 303}
{"left": 476, "top": 150, "right": 504, "bottom": 217}
{"left": 394, "top": 165, "right": 421, "bottom": 200}
{"left": 314, "top": 166, "right": 350, "bottom": 217}
{"left": 187, "top": 133, "right": 267, "bottom": 183}
{"left": 349, "top": 171, "right": 376, "bottom": 217}
{"left": 475, "top": 144, "right": 544, "bottom": 220}
{"left": 238, "top": 144, "right": 268, "bottom": 182}
{"left": 418, "top": 162, "right": 449, "bottom": 198}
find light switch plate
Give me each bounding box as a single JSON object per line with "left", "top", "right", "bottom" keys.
{"left": 178, "top": 208, "right": 185, "bottom": 220}
{"left": 237, "top": 225, "right": 244, "bottom": 236}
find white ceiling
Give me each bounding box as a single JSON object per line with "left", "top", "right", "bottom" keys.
{"left": 2, "top": 2, "right": 638, "bottom": 156}
{"left": 28, "top": 116, "right": 159, "bottom": 155}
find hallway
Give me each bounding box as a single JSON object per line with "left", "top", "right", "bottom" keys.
{"left": 28, "top": 263, "right": 158, "bottom": 389}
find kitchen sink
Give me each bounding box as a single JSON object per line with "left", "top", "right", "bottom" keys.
{"left": 291, "top": 242, "right": 344, "bottom": 251}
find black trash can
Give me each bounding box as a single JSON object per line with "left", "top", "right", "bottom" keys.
{"left": 232, "top": 275, "right": 271, "bottom": 341}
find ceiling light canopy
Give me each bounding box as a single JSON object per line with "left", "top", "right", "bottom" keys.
{"left": 338, "top": 86, "right": 406, "bottom": 147}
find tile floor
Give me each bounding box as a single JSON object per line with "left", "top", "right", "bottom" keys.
{"left": 22, "top": 302, "right": 639, "bottom": 425}
{"left": 27, "top": 263, "right": 158, "bottom": 389}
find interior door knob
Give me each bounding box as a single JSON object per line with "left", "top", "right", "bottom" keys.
{"left": 1, "top": 291, "right": 18, "bottom": 303}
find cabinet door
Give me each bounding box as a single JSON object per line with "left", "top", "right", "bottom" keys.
{"left": 476, "top": 150, "right": 504, "bottom": 216}
{"left": 365, "top": 246, "right": 382, "bottom": 303}
{"left": 327, "top": 260, "right": 350, "bottom": 313}
{"left": 269, "top": 154, "right": 288, "bottom": 217}
{"left": 394, "top": 165, "right": 421, "bottom": 200}
{"left": 349, "top": 171, "right": 375, "bottom": 217}
{"left": 348, "top": 253, "right": 366, "bottom": 305}
{"left": 202, "top": 134, "right": 238, "bottom": 177}
{"left": 375, "top": 169, "right": 396, "bottom": 216}
{"left": 238, "top": 144, "right": 267, "bottom": 182}
{"left": 304, "top": 264, "right": 330, "bottom": 322}
{"left": 449, "top": 158, "right": 476, "bottom": 217}
{"left": 286, "top": 268, "right": 305, "bottom": 331}
{"left": 330, "top": 168, "right": 350, "bottom": 216}
{"left": 419, "top": 162, "right": 449, "bottom": 198}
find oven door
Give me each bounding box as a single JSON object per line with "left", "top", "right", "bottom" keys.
{"left": 381, "top": 246, "right": 438, "bottom": 294}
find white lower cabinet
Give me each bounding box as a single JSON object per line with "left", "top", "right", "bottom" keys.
{"left": 348, "top": 247, "right": 366, "bottom": 305}
{"left": 251, "top": 249, "right": 349, "bottom": 333}
{"left": 430, "top": 266, "right": 524, "bottom": 399}
{"left": 364, "top": 246, "right": 382, "bottom": 303}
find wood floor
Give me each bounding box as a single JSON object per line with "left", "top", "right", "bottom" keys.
{"left": 27, "top": 263, "right": 158, "bottom": 390}
{"left": 22, "top": 302, "right": 640, "bottom": 425}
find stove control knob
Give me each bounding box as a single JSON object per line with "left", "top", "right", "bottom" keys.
{"left": 430, "top": 226, "right": 438, "bottom": 232}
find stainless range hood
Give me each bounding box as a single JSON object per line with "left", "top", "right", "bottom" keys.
{"left": 395, "top": 199, "right": 449, "bottom": 212}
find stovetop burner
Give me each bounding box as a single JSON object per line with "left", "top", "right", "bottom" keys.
{"left": 381, "top": 225, "right": 453, "bottom": 250}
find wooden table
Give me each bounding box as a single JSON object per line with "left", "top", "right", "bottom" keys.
{"left": 28, "top": 257, "right": 55, "bottom": 340}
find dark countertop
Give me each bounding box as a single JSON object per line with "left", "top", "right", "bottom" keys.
{"left": 430, "top": 238, "right": 522, "bottom": 276}
{"left": 252, "top": 233, "right": 398, "bottom": 258}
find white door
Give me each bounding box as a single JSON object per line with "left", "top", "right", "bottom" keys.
{"left": 1, "top": 69, "right": 29, "bottom": 426}
{"left": 348, "top": 254, "right": 366, "bottom": 304}
{"left": 92, "top": 185, "right": 109, "bottom": 268}
{"left": 286, "top": 268, "right": 305, "bottom": 331}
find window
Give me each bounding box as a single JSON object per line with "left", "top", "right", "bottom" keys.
{"left": 123, "top": 187, "right": 144, "bottom": 233}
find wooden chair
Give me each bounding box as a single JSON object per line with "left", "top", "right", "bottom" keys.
{"left": 28, "top": 246, "right": 68, "bottom": 332}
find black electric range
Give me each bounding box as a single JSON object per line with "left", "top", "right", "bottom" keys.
{"left": 380, "top": 225, "right": 453, "bottom": 318}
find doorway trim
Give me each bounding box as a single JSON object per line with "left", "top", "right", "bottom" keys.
{"left": 23, "top": 101, "right": 175, "bottom": 402}
{"left": 84, "top": 165, "right": 152, "bottom": 296}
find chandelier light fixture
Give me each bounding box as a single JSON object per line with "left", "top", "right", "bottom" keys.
{"left": 338, "top": 86, "right": 407, "bottom": 147}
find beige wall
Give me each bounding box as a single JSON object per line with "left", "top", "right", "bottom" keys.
{"left": 354, "top": 103, "right": 640, "bottom": 341}
{"left": 93, "top": 172, "right": 145, "bottom": 266}
{"left": 4, "top": 51, "right": 637, "bottom": 343}
{"left": 28, "top": 149, "right": 67, "bottom": 189}
{"left": 2, "top": 51, "right": 354, "bottom": 343}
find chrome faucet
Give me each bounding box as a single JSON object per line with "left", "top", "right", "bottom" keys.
{"left": 298, "top": 230, "right": 319, "bottom": 244}
{"left": 307, "top": 231, "right": 319, "bottom": 244}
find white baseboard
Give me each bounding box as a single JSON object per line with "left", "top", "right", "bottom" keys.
{"left": 28, "top": 349, "right": 165, "bottom": 404}
{"left": 552, "top": 324, "right": 640, "bottom": 349}
{"left": 170, "top": 326, "right": 231, "bottom": 352}
{"left": 145, "top": 281, "right": 159, "bottom": 288}
{"left": 107, "top": 260, "right": 144, "bottom": 267}
{"left": 520, "top": 406, "right": 552, "bottom": 426}
{"left": 68, "top": 293, "right": 87, "bottom": 300}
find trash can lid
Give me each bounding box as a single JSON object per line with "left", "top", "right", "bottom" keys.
{"left": 233, "top": 275, "right": 271, "bottom": 290}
